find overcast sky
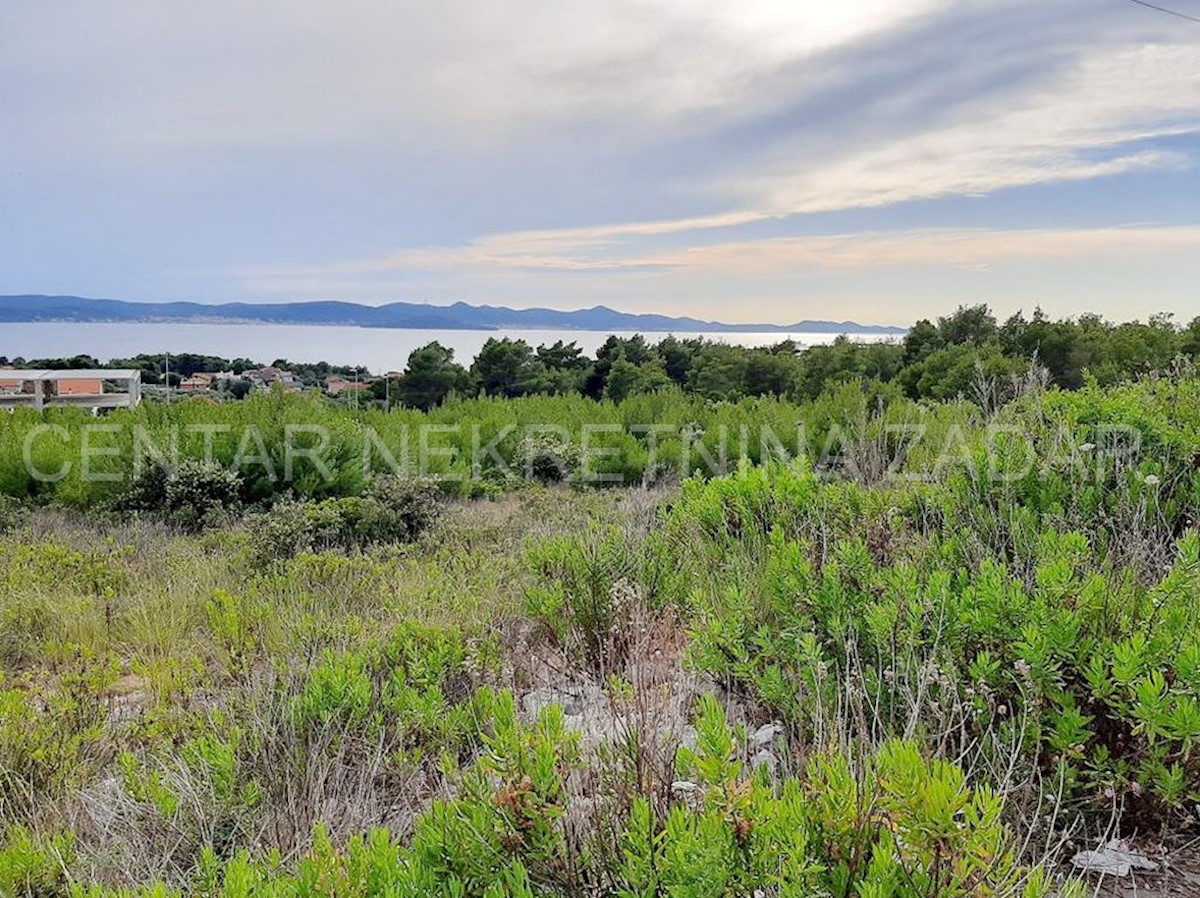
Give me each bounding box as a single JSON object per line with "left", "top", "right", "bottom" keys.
{"left": 3, "top": 0, "right": 1199, "bottom": 325}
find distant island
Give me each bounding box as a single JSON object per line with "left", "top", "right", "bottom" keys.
{"left": 0, "top": 295, "right": 906, "bottom": 335}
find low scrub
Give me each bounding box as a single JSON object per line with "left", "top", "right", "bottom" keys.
{"left": 3, "top": 369, "right": 1200, "bottom": 892}
{"left": 58, "top": 692, "right": 1068, "bottom": 898}
{"left": 0, "top": 496, "right": 24, "bottom": 534}
{"left": 512, "top": 431, "right": 582, "bottom": 484}
{"left": 246, "top": 477, "right": 442, "bottom": 566}
{"left": 113, "top": 460, "right": 244, "bottom": 532}
{"left": 667, "top": 461, "right": 1200, "bottom": 825}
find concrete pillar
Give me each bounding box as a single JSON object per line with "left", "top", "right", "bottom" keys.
{"left": 32, "top": 379, "right": 44, "bottom": 411}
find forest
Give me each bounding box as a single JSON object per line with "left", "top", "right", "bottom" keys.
{"left": 6, "top": 305, "right": 1200, "bottom": 409}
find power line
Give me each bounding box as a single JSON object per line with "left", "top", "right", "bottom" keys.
{"left": 1128, "top": 0, "right": 1200, "bottom": 24}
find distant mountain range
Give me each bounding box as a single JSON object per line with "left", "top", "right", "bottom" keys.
{"left": 0, "top": 295, "right": 906, "bottom": 335}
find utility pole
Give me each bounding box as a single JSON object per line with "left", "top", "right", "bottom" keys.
{"left": 164, "top": 352, "right": 171, "bottom": 405}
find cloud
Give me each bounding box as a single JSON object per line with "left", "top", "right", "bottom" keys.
{"left": 221, "top": 0, "right": 1200, "bottom": 293}
{"left": 4, "top": 0, "right": 1200, "bottom": 321}
{"left": 728, "top": 39, "right": 1200, "bottom": 215}
{"left": 643, "top": 225, "right": 1200, "bottom": 273}
{"left": 259, "top": 210, "right": 771, "bottom": 275}
{"left": 0, "top": 0, "right": 947, "bottom": 153}
{"left": 243, "top": 224, "right": 1200, "bottom": 285}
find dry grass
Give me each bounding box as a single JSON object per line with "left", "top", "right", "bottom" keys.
{"left": 0, "top": 486, "right": 671, "bottom": 887}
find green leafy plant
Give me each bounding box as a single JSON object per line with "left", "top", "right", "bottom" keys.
{"left": 114, "top": 460, "right": 244, "bottom": 532}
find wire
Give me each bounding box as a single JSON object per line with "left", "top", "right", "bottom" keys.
{"left": 1128, "top": 0, "right": 1200, "bottom": 24}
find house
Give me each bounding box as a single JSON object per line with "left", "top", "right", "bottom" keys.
{"left": 244, "top": 367, "right": 302, "bottom": 391}
{"left": 179, "top": 375, "right": 212, "bottom": 392}
{"left": 0, "top": 367, "right": 19, "bottom": 394}
{"left": 56, "top": 379, "right": 104, "bottom": 395}
{"left": 0, "top": 369, "right": 142, "bottom": 410}
{"left": 326, "top": 375, "right": 371, "bottom": 397}
{"left": 179, "top": 372, "right": 229, "bottom": 392}
{"left": 1, "top": 368, "right": 102, "bottom": 396}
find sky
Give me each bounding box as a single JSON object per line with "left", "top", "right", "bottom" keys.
{"left": 2, "top": 0, "right": 1199, "bottom": 327}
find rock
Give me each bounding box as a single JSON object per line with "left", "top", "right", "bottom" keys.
{"left": 679, "top": 725, "right": 698, "bottom": 751}
{"left": 751, "top": 749, "right": 778, "bottom": 776}
{"left": 521, "top": 687, "right": 583, "bottom": 717}
{"left": 1071, "top": 844, "right": 1159, "bottom": 877}
{"left": 751, "top": 722, "right": 784, "bottom": 747}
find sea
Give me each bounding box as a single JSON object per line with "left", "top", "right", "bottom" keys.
{"left": 0, "top": 322, "right": 897, "bottom": 374}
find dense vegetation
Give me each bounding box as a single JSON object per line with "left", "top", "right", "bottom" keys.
{"left": 3, "top": 312, "right": 1200, "bottom": 895}
{"left": 455, "top": 305, "right": 1200, "bottom": 405}
{"left": 8, "top": 305, "right": 1200, "bottom": 405}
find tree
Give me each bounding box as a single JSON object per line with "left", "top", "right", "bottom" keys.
{"left": 1182, "top": 317, "right": 1200, "bottom": 358}
{"left": 1001, "top": 308, "right": 1084, "bottom": 388}
{"left": 794, "top": 337, "right": 903, "bottom": 401}
{"left": 603, "top": 358, "right": 672, "bottom": 403}
{"left": 536, "top": 340, "right": 588, "bottom": 372}
{"left": 397, "top": 342, "right": 468, "bottom": 410}
{"left": 937, "top": 305, "right": 997, "bottom": 345}
{"left": 584, "top": 335, "right": 658, "bottom": 399}
{"left": 902, "top": 319, "right": 942, "bottom": 365}
{"left": 471, "top": 338, "right": 540, "bottom": 398}
{"left": 37, "top": 354, "right": 102, "bottom": 371}
{"left": 656, "top": 336, "right": 700, "bottom": 386}
{"left": 1082, "top": 317, "right": 1179, "bottom": 385}
{"left": 533, "top": 340, "right": 590, "bottom": 394}
{"left": 742, "top": 351, "right": 799, "bottom": 397}
{"left": 228, "top": 378, "right": 253, "bottom": 400}
{"left": 898, "top": 342, "right": 1022, "bottom": 401}
{"left": 687, "top": 346, "right": 747, "bottom": 400}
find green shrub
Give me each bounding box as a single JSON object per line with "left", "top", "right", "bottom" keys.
{"left": 0, "top": 656, "right": 118, "bottom": 817}
{"left": 27, "top": 689, "right": 1064, "bottom": 898}
{"left": 631, "top": 696, "right": 1061, "bottom": 898}
{"left": 117, "top": 726, "right": 262, "bottom": 862}
{"left": 288, "top": 623, "right": 491, "bottom": 762}
{"left": 407, "top": 691, "right": 576, "bottom": 893}
{"left": 525, "top": 522, "right": 684, "bottom": 677}
{"left": 0, "top": 826, "right": 73, "bottom": 898}
{"left": 245, "top": 478, "right": 441, "bottom": 567}
{"left": 0, "top": 543, "right": 131, "bottom": 666}
{"left": 361, "top": 475, "right": 443, "bottom": 541}
{"left": 511, "top": 432, "right": 581, "bottom": 484}
{"left": 670, "top": 460, "right": 1200, "bottom": 819}
{"left": 114, "top": 460, "right": 244, "bottom": 532}
{"left": 292, "top": 650, "right": 376, "bottom": 731}
{"left": 0, "top": 496, "right": 25, "bottom": 534}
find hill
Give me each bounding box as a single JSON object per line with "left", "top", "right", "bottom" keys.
{"left": 0, "top": 294, "right": 905, "bottom": 334}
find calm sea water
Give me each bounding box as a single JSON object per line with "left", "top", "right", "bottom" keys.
{"left": 0, "top": 322, "right": 896, "bottom": 374}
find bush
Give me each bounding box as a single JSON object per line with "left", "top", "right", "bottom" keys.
{"left": 512, "top": 432, "right": 581, "bottom": 484}
{"left": 525, "top": 523, "right": 685, "bottom": 678}
{"left": 79, "top": 694, "right": 1062, "bottom": 898}
{"left": 670, "top": 461, "right": 1200, "bottom": 822}
{"left": 362, "top": 475, "right": 443, "bottom": 541}
{"left": 114, "top": 460, "right": 244, "bottom": 532}
{"left": 0, "top": 826, "right": 73, "bottom": 898}
{"left": 0, "top": 496, "right": 24, "bottom": 534}
{"left": 246, "top": 478, "right": 442, "bottom": 567}
{"left": 0, "top": 656, "right": 118, "bottom": 817}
